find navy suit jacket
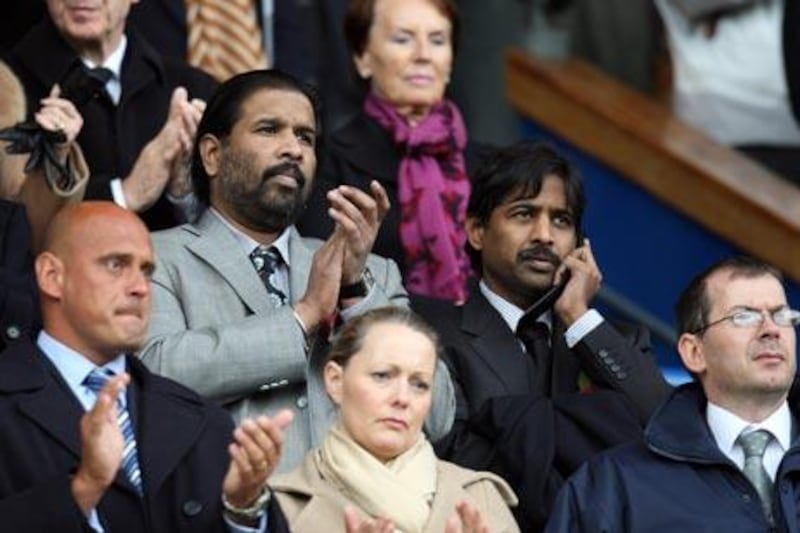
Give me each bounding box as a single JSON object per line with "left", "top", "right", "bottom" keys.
{"left": 0, "top": 340, "right": 235, "bottom": 532}
{"left": 0, "top": 200, "right": 38, "bottom": 352}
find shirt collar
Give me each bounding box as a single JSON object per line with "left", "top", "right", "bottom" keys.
{"left": 209, "top": 207, "right": 292, "bottom": 266}
{"left": 707, "top": 400, "right": 793, "bottom": 455}
{"left": 37, "top": 330, "right": 127, "bottom": 391}
{"left": 479, "top": 280, "right": 552, "bottom": 332}
{"left": 80, "top": 34, "right": 127, "bottom": 79}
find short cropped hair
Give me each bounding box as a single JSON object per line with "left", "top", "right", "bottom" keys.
{"left": 190, "top": 69, "right": 323, "bottom": 206}
{"left": 674, "top": 256, "right": 783, "bottom": 336}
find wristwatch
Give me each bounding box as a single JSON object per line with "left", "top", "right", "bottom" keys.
{"left": 339, "top": 268, "right": 374, "bottom": 299}
{"left": 222, "top": 486, "right": 271, "bottom": 521}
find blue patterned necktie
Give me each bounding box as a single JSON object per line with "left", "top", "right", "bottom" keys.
{"left": 249, "top": 245, "right": 287, "bottom": 307}
{"left": 83, "top": 368, "right": 144, "bottom": 496}
{"left": 738, "top": 429, "right": 774, "bottom": 525}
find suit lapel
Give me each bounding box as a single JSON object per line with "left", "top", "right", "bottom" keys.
{"left": 0, "top": 342, "right": 82, "bottom": 459}
{"left": 187, "top": 211, "right": 274, "bottom": 316}
{"left": 460, "top": 292, "right": 531, "bottom": 394}
{"left": 131, "top": 358, "right": 207, "bottom": 495}
{"left": 287, "top": 227, "right": 314, "bottom": 303}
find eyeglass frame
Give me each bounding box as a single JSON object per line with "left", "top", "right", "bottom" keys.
{"left": 690, "top": 306, "right": 800, "bottom": 336}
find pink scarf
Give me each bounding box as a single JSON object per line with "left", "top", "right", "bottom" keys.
{"left": 364, "top": 93, "right": 471, "bottom": 303}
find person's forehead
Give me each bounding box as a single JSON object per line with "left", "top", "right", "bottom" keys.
{"left": 238, "top": 88, "right": 315, "bottom": 125}
{"left": 706, "top": 271, "right": 787, "bottom": 311}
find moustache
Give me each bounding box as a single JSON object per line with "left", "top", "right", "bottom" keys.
{"left": 517, "top": 244, "right": 561, "bottom": 267}
{"left": 261, "top": 162, "right": 306, "bottom": 190}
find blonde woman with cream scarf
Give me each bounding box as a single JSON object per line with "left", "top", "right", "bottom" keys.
{"left": 266, "top": 307, "right": 519, "bottom": 533}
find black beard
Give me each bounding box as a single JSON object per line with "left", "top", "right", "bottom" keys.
{"left": 218, "top": 152, "right": 309, "bottom": 233}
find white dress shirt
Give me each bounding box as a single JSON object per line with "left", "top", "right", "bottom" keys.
{"left": 707, "top": 400, "right": 793, "bottom": 481}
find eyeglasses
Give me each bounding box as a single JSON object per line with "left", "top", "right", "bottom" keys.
{"left": 692, "top": 307, "right": 800, "bottom": 335}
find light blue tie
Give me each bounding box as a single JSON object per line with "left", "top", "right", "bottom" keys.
{"left": 83, "top": 368, "right": 144, "bottom": 496}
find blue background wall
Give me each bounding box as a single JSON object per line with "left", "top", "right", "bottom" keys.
{"left": 520, "top": 120, "right": 800, "bottom": 382}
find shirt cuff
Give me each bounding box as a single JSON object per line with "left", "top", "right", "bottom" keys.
{"left": 224, "top": 512, "right": 267, "bottom": 533}
{"left": 339, "top": 283, "right": 377, "bottom": 322}
{"left": 109, "top": 178, "right": 128, "bottom": 209}
{"left": 564, "top": 309, "right": 604, "bottom": 348}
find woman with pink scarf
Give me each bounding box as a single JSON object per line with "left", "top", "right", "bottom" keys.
{"left": 298, "top": 0, "right": 488, "bottom": 304}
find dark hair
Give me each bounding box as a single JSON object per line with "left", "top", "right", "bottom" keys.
{"left": 344, "top": 0, "right": 460, "bottom": 59}
{"left": 326, "top": 307, "right": 441, "bottom": 368}
{"left": 467, "top": 140, "right": 585, "bottom": 269}
{"left": 190, "top": 69, "right": 323, "bottom": 206}
{"left": 674, "top": 256, "right": 783, "bottom": 336}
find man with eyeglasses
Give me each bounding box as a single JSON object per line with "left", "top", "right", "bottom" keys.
{"left": 545, "top": 256, "right": 800, "bottom": 532}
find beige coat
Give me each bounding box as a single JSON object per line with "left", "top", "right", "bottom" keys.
{"left": 270, "top": 453, "right": 520, "bottom": 533}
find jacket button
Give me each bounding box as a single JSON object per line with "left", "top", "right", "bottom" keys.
{"left": 5, "top": 325, "right": 20, "bottom": 340}
{"left": 296, "top": 395, "right": 308, "bottom": 409}
{"left": 182, "top": 500, "right": 203, "bottom": 516}
{"left": 598, "top": 349, "right": 610, "bottom": 359}
{"left": 741, "top": 494, "right": 751, "bottom": 503}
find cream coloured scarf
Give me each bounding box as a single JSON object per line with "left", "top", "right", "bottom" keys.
{"left": 315, "top": 423, "right": 438, "bottom": 533}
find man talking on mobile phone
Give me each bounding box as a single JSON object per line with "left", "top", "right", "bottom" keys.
{"left": 414, "top": 140, "right": 671, "bottom": 532}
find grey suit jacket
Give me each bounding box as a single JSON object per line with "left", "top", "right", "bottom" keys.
{"left": 139, "top": 211, "right": 454, "bottom": 472}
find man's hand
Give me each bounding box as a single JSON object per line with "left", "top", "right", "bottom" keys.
{"left": 444, "top": 501, "right": 491, "bottom": 533}
{"left": 166, "top": 96, "right": 206, "bottom": 199}
{"left": 554, "top": 238, "right": 602, "bottom": 326}
{"left": 344, "top": 506, "right": 394, "bottom": 533}
{"left": 294, "top": 231, "right": 346, "bottom": 332}
{"left": 222, "top": 410, "right": 294, "bottom": 508}
{"left": 71, "top": 373, "right": 129, "bottom": 514}
{"left": 121, "top": 87, "right": 203, "bottom": 211}
{"left": 326, "top": 180, "right": 390, "bottom": 285}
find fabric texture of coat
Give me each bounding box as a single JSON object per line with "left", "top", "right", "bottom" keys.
{"left": 545, "top": 381, "right": 800, "bottom": 532}
{"left": 0, "top": 200, "right": 38, "bottom": 352}
{"left": 297, "top": 110, "right": 493, "bottom": 279}
{"left": 268, "top": 451, "right": 521, "bottom": 533}
{"left": 139, "top": 209, "right": 455, "bottom": 473}
{"left": 4, "top": 18, "right": 216, "bottom": 230}
{"left": 415, "top": 289, "right": 672, "bottom": 531}
{"left": 0, "top": 339, "right": 235, "bottom": 532}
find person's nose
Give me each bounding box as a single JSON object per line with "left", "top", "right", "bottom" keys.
{"left": 758, "top": 310, "right": 782, "bottom": 338}
{"left": 278, "top": 131, "right": 303, "bottom": 162}
{"left": 413, "top": 37, "right": 433, "bottom": 62}
{"left": 530, "top": 214, "right": 554, "bottom": 245}
{"left": 128, "top": 268, "right": 151, "bottom": 298}
{"left": 391, "top": 381, "right": 411, "bottom": 408}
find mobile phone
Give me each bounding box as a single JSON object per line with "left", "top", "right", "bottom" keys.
{"left": 522, "top": 230, "right": 585, "bottom": 319}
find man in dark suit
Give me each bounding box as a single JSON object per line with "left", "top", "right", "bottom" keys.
{"left": 417, "top": 140, "right": 672, "bottom": 531}
{"left": 0, "top": 200, "right": 292, "bottom": 532}
{"left": 4, "top": 0, "right": 216, "bottom": 230}
{"left": 0, "top": 199, "right": 38, "bottom": 351}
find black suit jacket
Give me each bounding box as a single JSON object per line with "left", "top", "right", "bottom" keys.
{"left": 414, "top": 289, "right": 672, "bottom": 531}
{"left": 0, "top": 340, "right": 235, "bottom": 532}
{"left": 4, "top": 18, "right": 216, "bottom": 231}
{"left": 0, "top": 200, "right": 39, "bottom": 352}
{"left": 298, "top": 111, "right": 493, "bottom": 276}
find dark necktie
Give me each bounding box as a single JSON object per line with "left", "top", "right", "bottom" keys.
{"left": 738, "top": 429, "right": 774, "bottom": 525}
{"left": 83, "top": 368, "right": 143, "bottom": 496}
{"left": 249, "top": 245, "right": 287, "bottom": 307}
{"left": 516, "top": 316, "right": 552, "bottom": 394}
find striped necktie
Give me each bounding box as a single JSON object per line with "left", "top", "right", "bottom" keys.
{"left": 83, "top": 368, "right": 144, "bottom": 496}
{"left": 185, "top": 0, "right": 269, "bottom": 81}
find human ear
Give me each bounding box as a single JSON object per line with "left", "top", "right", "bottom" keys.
{"left": 466, "top": 217, "right": 485, "bottom": 253}
{"left": 324, "top": 361, "right": 345, "bottom": 406}
{"left": 35, "top": 251, "right": 65, "bottom": 300}
{"left": 678, "top": 332, "right": 707, "bottom": 376}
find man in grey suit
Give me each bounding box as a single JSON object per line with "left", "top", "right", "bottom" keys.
{"left": 139, "top": 70, "right": 454, "bottom": 472}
